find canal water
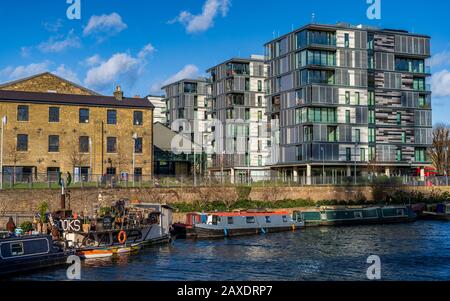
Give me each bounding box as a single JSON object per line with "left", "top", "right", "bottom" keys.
{"left": 11, "top": 221, "right": 450, "bottom": 281}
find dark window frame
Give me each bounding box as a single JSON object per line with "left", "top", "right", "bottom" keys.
{"left": 133, "top": 111, "right": 144, "bottom": 126}
{"left": 17, "top": 105, "right": 29, "bottom": 122}
{"left": 49, "top": 107, "right": 60, "bottom": 123}
{"left": 107, "top": 137, "right": 117, "bottom": 153}
{"left": 107, "top": 110, "right": 117, "bottom": 125}
{"left": 48, "top": 135, "right": 60, "bottom": 153}
{"left": 17, "top": 134, "right": 28, "bottom": 151}
{"left": 79, "top": 136, "right": 90, "bottom": 153}
{"left": 79, "top": 108, "right": 90, "bottom": 123}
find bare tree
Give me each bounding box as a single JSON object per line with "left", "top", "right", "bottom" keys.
{"left": 68, "top": 132, "right": 89, "bottom": 172}
{"left": 429, "top": 123, "right": 450, "bottom": 175}
{"left": 6, "top": 143, "right": 26, "bottom": 185}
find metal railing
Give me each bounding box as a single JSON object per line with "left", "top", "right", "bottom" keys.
{"left": 0, "top": 173, "right": 448, "bottom": 190}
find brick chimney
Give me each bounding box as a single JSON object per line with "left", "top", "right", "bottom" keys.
{"left": 114, "top": 85, "right": 123, "bottom": 101}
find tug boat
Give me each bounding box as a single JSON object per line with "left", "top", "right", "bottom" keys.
{"left": 0, "top": 234, "right": 74, "bottom": 276}
{"left": 178, "top": 210, "right": 304, "bottom": 239}
{"left": 293, "top": 205, "right": 417, "bottom": 227}
{"left": 63, "top": 202, "right": 173, "bottom": 258}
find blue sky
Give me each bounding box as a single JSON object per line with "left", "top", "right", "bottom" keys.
{"left": 0, "top": 0, "right": 449, "bottom": 124}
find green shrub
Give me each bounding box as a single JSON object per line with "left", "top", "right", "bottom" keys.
{"left": 20, "top": 221, "right": 33, "bottom": 233}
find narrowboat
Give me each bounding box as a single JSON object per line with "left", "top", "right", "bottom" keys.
{"left": 293, "top": 205, "right": 416, "bottom": 227}
{"left": 419, "top": 203, "right": 450, "bottom": 221}
{"left": 179, "top": 210, "right": 304, "bottom": 239}
{"left": 0, "top": 234, "right": 74, "bottom": 276}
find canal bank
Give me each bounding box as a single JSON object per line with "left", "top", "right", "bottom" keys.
{"left": 9, "top": 221, "right": 450, "bottom": 281}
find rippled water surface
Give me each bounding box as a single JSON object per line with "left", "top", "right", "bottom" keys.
{"left": 11, "top": 221, "right": 450, "bottom": 281}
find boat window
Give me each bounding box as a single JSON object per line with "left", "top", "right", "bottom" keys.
{"left": 227, "top": 217, "right": 234, "bottom": 225}
{"left": 212, "top": 216, "right": 221, "bottom": 225}
{"left": 11, "top": 243, "right": 24, "bottom": 256}
{"left": 282, "top": 216, "right": 288, "bottom": 223}
{"left": 396, "top": 209, "right": 405, "bottom": 216}
{"left": 265, "top": 216, "right": 271, "bottom": 223}
{"left": 246, "top": 216, "right": 256, "bottom": 224}
{"left": 354, "top": 212, "right": 363, "bottom": 219}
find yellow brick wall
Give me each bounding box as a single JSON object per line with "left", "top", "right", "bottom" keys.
{"left": 0, "top": 101, "right": 153, "bottom": 176}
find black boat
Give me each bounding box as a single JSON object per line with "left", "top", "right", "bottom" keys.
{"left": 0, "top": 234, "right": 74, "bottom": 277}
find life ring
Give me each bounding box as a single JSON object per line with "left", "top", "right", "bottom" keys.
{"left": 118, "top": 231, "right": 127, "bottom": 244}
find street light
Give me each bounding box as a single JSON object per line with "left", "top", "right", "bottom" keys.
{"left": 0, "top": 116, "right": 6, "bottom": 190}
{"left": 132, "top": 133, "right": 138, "bottom": 187}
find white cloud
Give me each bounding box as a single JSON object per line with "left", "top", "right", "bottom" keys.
{"left": 170, "top": 0, "right": 231, "bottom": 33}
{"left": 43, "top": 19, "right": 63, "bottom": 32}
{"left": 432, "top": 69, "right": 450, "bottom": 97}
{"left": 0, "top": 61, "right": 51, "bottom": 81}
{"left": 430, "top": 51, "right": 450, "bottom": 68}
{"left": 53, "top": 64, "right": 80, "bottom": 83}
{"left": 0, "top": 61, "right": 82, "bottom": 86}
{"left": 20, "top": 46, "right": 31, "bottom": 58}
{"left": 138, "top": 43, "right": 156, "bottom": 60}
{"left": 84, "top": 43, "right": 155, "bottom": 91}
{"left": 151, "top": 64, "right": 200, "bottom": 93}
{"left": 38, "top": 29, "right": 81, "bottom": 53}
{"left": 83, "top": 13, "right": 127, "bottom": 41}
{"left": 83, "top": 54, "right": 102, "bottom": 67}
{"left": 84, "top": 53, "right": 139, "bottom": 89}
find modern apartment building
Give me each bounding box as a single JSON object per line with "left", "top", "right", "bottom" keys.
{"left": 162, "top": 78, "right": 210, "bottom": 175}
{"left": 264, "top": 23, "right": 432, "bottom": 184}
{"left": 0, "top": 72, "right": 154, "bottom": 182}
{"left": 147, "top": 95, "right": 166, "bottom": 124}
{"left": 206, "top": 55, "right": 270, "bottom": 182}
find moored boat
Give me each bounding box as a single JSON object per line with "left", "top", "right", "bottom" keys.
{"left": 419, "top": 203, "right": 450, "bottom": 221}
{"left": 293, "top": 205, "right": 417, "bottom": 227}
{"left": 77, "top": 248, "right": 113, "bottom": 259}
{"left": 183, "top": 210, "right": 304, "bottom": 239}
{"left": 0, "top": 234, "right": 74, "bottom": 276}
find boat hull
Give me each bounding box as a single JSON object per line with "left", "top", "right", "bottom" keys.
{"left": 0, "top": 252, "right": 72, "bottom": 277}
{"left": 418, "top": 212, "right": 450, "bottom": 221}
{"left": 77, "top": 249, "right": 113, "bottom": 259}
{"left": 303, "top": 216, "right": 416, "bottom": 227}
{"left": 193, "top": 225, "right": 301, "bottom": 239}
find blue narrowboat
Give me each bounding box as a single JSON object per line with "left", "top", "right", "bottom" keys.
{"left": 293, "top": 205, "right": 416, "bottom": 227}
{"left": 0, "top": 235, "right": 74, "bottom": 277}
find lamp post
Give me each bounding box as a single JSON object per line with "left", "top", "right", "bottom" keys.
{"left": 321, "top": 147, "right": 325, "bottom": 185}
{"left": 193, "top": 134, "right": 197, "bottom": 187}
{"left": 354, "top": 143, "right": 358, "bottom": 186}
{"left": 221, "top": 150, "right": 225, "bottom": 185}
{"left": 132, "top": 133, "right": 138, "bottom": 187}
{"left": 445, "top": 146, "right": 449, "bottom": 186}
{"left": 0, "top": 116, "right": 6, "bottom": 190}
{"left": 89, "top": 137, "right": 93, "bottom": 182}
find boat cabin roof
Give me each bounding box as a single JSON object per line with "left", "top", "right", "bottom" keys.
{"left": 212, "top": 211, "right": 290, "bottom": 217}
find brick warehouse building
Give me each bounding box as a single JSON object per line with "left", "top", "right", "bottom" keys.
{"left": 0, "top": 72, "right": 154, "bottom": 183}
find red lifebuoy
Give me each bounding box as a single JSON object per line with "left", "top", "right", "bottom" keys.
{"left": 118, "top": 230, "right": 127, "bottom": 244}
